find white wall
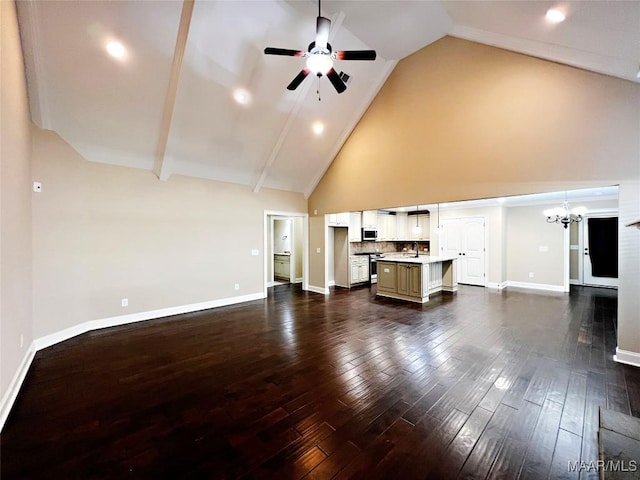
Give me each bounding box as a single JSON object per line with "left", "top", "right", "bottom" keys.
{"left": 273, "top": 219, "right": 291, "bottom": 254}
{"left": 1, "top": 0, "right": 34, "bottom": 414}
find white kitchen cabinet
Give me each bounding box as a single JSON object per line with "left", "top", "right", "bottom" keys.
{"left": 350, "top": 256, "right": 370, "bottom": 285}
{"left": 362, "top": 210, "right": 378, "bottom": 228}
{"left": 378, "top": 213, "right": 397, "bottom": 240}
{"left": 349, "top": 212, "right": 362, "bottom": 242}
{"left": 274, "top": 254, "right": 290, "bottom": 280}
{"left": 408, "top": 214, "right": 430, "bottom": 240}
{"left": 327, "top": 212, "right": 350, "bottom": 226}
{"left": 396, "top": 212, "right": 408, "bottom": 240}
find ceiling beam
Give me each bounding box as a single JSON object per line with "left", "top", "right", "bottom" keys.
{"left": 252, "top": 12, "right": 346, "bottom": 194}
{"left": 153, "top": 0, "right": 194, "bottom": 181}
{"left": 17, "top": 0, "right": 52, "bottom": 130}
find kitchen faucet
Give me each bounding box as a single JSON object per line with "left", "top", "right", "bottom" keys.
{"left": 413, "top": 242, "right": 419, "bottom": 258}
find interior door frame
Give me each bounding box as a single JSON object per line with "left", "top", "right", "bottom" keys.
{"left": 441, "top": 215, "right": 488, "bottom": 287}
{"left": 264, "top": 211, "right": 309, "bottom": 296}
{"left": 580, "top": 208, "right": 618, "bottom": 287}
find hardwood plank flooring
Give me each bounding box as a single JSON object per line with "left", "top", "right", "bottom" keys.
{"left": 1, "top": 284, "right": 637, "bottom": 479}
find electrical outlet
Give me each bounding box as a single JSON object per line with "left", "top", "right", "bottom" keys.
{"left": 529, "top": 272, "right": 535, "bottom": 279}
{"left": 33, "top": 182, "right": 42, "bottom": 192}
{"left": 251, "top": 249, "right": 259, "bottom": 256}
{"left": 121, "top": 298, "right": 128, "bottom": 307}
{"left": 316, "top": 247, "right": 321, "bottom": 254}
{"left": 234, "top": 283, "right": 240, "bottom": 291}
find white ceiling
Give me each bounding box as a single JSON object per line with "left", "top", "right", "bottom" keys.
{"left": 17, "top": 1, "right": 640, "bottom": 197}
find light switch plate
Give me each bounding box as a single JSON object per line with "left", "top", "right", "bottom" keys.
{"left": 251, "top": 249, "right": 259, "bottom": 256}
{"left": 33, "top": 182, "right": 42, "bottom": 192}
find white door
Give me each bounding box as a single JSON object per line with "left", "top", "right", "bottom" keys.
{"left": 583, "top": 216, "right": 618, "bottom": 287}
{"left": 441, "top": 217, "right": 486, "bottom": 286}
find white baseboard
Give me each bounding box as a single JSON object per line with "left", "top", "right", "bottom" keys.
{"left": 34, "top": 292, "right": 266, "bottom": 351}
{"left": 328, "top": 280, "right": 336, "bottom": 287}
{"left": 614, "top": 348, "right": 640, "bottom": 368}
{"left": 569, "top": 279, "right": 581, "bottom": 286}
{"left": 295, "top": 277, "right": 303, "bottom": 283}
{"left": 1, "top": 292, "right": 266, "bottom": 432}
{"left": 267, "top": 281, "right": 275, "bottom": 288}
{"left": 306, "top": 285, "right": 329, "bottom": 295}
{"left": 487, "top": 281, "right": 507, "bottom": 290}
{"left": 1, "top": 343, "right": 36, "bottom": 432}
{"left": 506, "top": 281, "right": 566, "bottom": 293}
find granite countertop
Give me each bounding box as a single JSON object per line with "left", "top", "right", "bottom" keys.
{"left": 379, "top": 253, "right": 457, "bottom": 264}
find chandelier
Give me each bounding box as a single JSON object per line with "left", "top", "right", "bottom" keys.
{"left": 544, "top": 195, "right": 587, "bottom": 229}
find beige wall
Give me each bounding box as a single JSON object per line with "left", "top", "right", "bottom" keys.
{"left": 31, "top": 128, "right": 306, "bottom": 338}
{"left": 309, "top": 37, "right": 640, "bottom": 215}
{"left": 1, "top": 1, "right": 33, "bottom": 403}
{"left": 507, "top": 205, "right": 565, "bottom": 287}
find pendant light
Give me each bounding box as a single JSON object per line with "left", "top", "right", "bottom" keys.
{"left": 411, "top": 205, "right": 422, "bottom": 235}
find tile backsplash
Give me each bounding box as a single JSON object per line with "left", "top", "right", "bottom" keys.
{"left": 350, "top": 241, "right": 430, "bottom": 254}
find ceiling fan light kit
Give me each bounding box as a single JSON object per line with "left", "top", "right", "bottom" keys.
{"left": 263, "top": 0, "right": 376, "bottom": 94}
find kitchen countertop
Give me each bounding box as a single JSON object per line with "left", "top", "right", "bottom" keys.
{"left": 274, "top": 252, "right": 291, "bottom": 256}
{"left": 379, "top": 254, "right": 457, "bottom": 264}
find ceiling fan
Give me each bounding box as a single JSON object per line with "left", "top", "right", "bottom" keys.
{"left": 264, "top": 0, "right": 376, "bottom": 94}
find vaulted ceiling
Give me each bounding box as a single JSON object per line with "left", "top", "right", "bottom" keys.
{"left": 17, "top": 0, "right": 640, "bottom": 197}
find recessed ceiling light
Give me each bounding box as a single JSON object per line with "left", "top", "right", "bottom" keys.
{"left": 312, "top": 121, "right": 325, "bottom": 136}
{"left": 106, "top": 40, "right": 127, "bottom": 59}
{"left": 233, "top": 88, "right": 251, "bottom": 105}
{"left": 545, "top": 8, "right": 566, "bottom": 24}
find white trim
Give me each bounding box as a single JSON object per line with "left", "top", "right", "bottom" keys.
{"left": 570, "top": 279, "right": 582, "bottom": 286}
{"left": 449, "top": 25, "right": 636, "bottom": 83}
{"left": 33, "top": 293, "right": 265, "bottom": 351}
{"left": 1, "top": 292, "right": 268, "bottom": 432}
{"left": 0, "top": 343, "right": 36, "bottom": 432}
{"left": 487, "top": 281, "right": 507, "bottom": 290}
{"left": 306, "top": 285, "right": 329, "bottom": 295}
{"left": 614, "top": 348, "right": 640, "bottom": 368}
{"left": 295, "top": 277, "right": 303, "bottom": 283}
{"left": 506, "top": 281, "right": 566, "bottom": 293}
{"left": 328, "top": 280, "right": 336, "bottom": 287}
{"left": 264, "top": 211, "right": 309, "bottom": 297}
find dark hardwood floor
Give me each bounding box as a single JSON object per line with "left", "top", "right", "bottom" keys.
{"left": 2, "top": 284, "right": 638, "bottom": 479}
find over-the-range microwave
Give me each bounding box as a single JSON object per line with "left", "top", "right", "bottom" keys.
{"left": 362, "top": 228, "right": 378, "bottom": 241}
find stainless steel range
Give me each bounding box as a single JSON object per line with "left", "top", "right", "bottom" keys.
{"left": 369, "top": 253, "right": 384, "bottom": 284}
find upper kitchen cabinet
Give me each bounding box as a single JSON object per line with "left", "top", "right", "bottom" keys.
{"left": 349, "top": 212, "right": 362, "bottom": 242}
{"left": 327, "top": 212, "right": 350, "bottom": 226}
{"left": 362, "top": 210, "right": 378, "bottom": 228}
{"left": 377, "top": 212, "right": 397, "bottom": 241}
{"left": 408, "top": 214, "right": 430, "bottom": 240}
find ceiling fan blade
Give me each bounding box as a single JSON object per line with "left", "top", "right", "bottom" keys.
{"left": 335, "top": 50, "right": 377, "bottom": 61}
{"left": 264, "top": 47, "right": 305, "bottom": 57}
{"left": 326, "top": 68, "right": 346, "bottom": 94}
{"left": 287, "top": 68, "right": 310, "bottom": 91}
{"left": 315, "top": 16, "right": 331, "bottom": 49}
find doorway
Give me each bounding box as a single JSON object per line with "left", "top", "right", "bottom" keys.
{"left": 441, "top": 216, "right": 486, "bottom": 286}
{"left": 583, "top": 215, "right": 618, "bottom": 287}
{"left": 264, "top": 212, "right": 308, "bottom": 295}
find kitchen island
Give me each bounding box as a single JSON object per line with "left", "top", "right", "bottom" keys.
{"left": 376, "top": 254, "right": 457, "bottom": 303}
